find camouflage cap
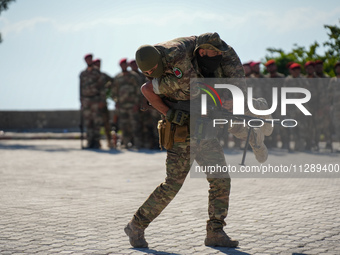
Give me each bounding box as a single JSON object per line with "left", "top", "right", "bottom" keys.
{"left": 194, "top": 32, "right": 228, "bottom": 53}
{"left": 135, "top": 45, "right": 164, "bottom": 78}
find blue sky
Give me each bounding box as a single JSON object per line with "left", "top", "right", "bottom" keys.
{"left": 0, "top": 0, "right": 339, "bottom": 110}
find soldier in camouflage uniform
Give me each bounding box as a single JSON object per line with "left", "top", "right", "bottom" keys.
{"left": 79, "top": 54, "right": 106, "bottom": 149}
{"left": 283, "top": 63, "right": 312, "bottom": 151}
{"left": 93, "top": 59, "right": 114, "bottom": 149}
{"left": 124, "top": 33, "right": 272, "bottom": 248}
{"left": 312, "top": 60, "right": 332, "bottom": 150}
{"left": 328, "top": 62, "right": 340, "bottom": 152}
{"left": 264, "top": 59, "right": 285, "bottom": 148}
{"left": 304, "top": 60, "right": 325, "bottom": 150}
{"left": 315, "top": 60, "right": 329, "bottom": 78}
{"left": 129, "top": 59, "right": 159, "bottom": 149}
{"left": 265, "top": 59, "right": 285, "bottom": 79}
{"left": 112, "top": 58, "right": 142, "bottom": 149}
{"left": 243, "top": 62, "right": 252, "bottom": 78}
{"left": 304, "top": 61, "right": 317, "bottom": 78}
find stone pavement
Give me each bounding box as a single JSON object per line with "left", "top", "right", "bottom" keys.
{"left": 0, "top": 139, "right": 339, "bottom": 255}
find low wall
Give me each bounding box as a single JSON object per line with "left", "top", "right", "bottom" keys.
{"left": 0, "top": 110, "right": 98, "bottom": 132}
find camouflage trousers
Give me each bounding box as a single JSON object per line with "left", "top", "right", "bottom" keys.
{"left": 82, "top": 100, "right": 103, "bottom": 147}
{"left": 119, "top": 107, "right": 142, "bottom": 148}
{"left": 133, "top": 136, "right": 231, "bottom": 231}
{"left": 314, "top": 113, "right": 332, "bottom": 145}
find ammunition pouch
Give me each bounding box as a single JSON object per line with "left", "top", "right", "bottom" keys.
{"left": 157, "top": 119, "right": 188, "bottom": 150}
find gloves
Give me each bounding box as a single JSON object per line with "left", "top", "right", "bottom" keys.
{"left": 166, "top": 109, "right": 189, "bottom": 126}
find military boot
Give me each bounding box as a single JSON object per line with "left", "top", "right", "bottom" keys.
{"left": 205, "top": 224, "right": 239, "bottom": 247}
{"left": 249, "top": 127, "right": 268, "bottom": 163}
{"left": 124, "top": 220, "right": 148, "bottom": 248}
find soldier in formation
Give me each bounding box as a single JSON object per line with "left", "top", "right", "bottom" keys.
{"left": 111, "top": 58, "right": 142, "bottom": 149}
{"left": 129, "top": 60, "right": 160, "bottom": 149}
{"left": 93, "top": 59, "right": 114, "bottom": 148}
{"left": 79, "top": 54, "right": 108, "bottom": 149}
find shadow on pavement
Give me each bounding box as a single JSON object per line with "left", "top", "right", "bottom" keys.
{"left": 131, "top": 247, "right": 181, "bottom": 255}
{"left": 0, "top": 143, "right": 77, "bottom": 152}
{"left": 82, "top": 148, "right": 123, "bottom": 154}
{"left": 129, "top": 247, "right": 252, "bottom": 255}
{"left": 91, "top": 148, "right": 166, "bottom": 155}
{"left": 209, "top": 247, "right": 251, "bottom": 255}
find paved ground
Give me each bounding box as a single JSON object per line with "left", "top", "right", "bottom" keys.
{"left": 0, "top": 139, "right": 339, "bottom": 255}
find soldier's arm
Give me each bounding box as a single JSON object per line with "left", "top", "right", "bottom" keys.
{"left": 141, "top": 80, "right": 169, "bottom": 115}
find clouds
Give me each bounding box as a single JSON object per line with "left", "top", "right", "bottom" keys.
{"left": 0, "top": 16, "right": 51, "bottom": 36}
{"left": 257, "top": 6, "right": 340, "bottom": 34}
{"left": 2, "top": 5, "right": 339, "bottom": 39}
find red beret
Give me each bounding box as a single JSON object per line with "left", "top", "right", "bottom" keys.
{"left": 129, "top": 59, "right": 136, "bottom": 65}
{"left": 314, "top": 60, "right": 323, "bottom": 65}
{"left": 265, "top": 59, "right": 275, "bottom": 67}
{"left": 84, "top": 54, "right": 93, "bottom": 60}
{"left": 289, "top": 63, "right": 301, "bottom": 70}
{"left": 119, "top": 58, "right": 127, "bottom": 65}
{"left": 250, "top": 61, "right": 261, "bottom": 67}
{"left": 304, "top": 61, "right": 314, "bottom": 67}
{"left": 93, "top": 59, "right": 101, "bottom": 64}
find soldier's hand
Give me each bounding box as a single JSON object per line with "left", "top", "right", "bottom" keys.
{"left": 166, "top": 109, "right": 189, "bottom": 126}
{"left": 140, "top": 97, "right": 151, "bottom": 111}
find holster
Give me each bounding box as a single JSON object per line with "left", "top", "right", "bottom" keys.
{"left": 157, "top": 119, "right": 188, "bottom": 150}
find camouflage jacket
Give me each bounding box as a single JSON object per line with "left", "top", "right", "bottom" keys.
{"left": 98, "top": 71, "right": 113, "bottom": 103}
{"left": 152, "top": 35, "right": 245, "bottom": 101}
{"left": 79, "top": 68, "right": 102, "bottom": 100}
{"left": 112, "top": 71, "right": 141, "bottom": 109}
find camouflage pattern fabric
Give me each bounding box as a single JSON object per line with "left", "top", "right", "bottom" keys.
{"left": 134, "top": 136, "right": 231, "bottom": 230}
{"left": 133, "top": 70, "right": 160, "bottom": 149}
{"left": 132, "top": 33, "right": 251, "bottom": 231}
{"left": 283, "top": 76, "right": 312, "bottom": 151}
{"left": 154, "top": 36, "right": 198, "bottom": 100}
{"left": 112, "top": 71, "right": 142, "bottom": 148}
{"left": 79, "top": 68, "right": 105, "bottom": 148}
{"left": 312, "top": 78, "right": 332, "bottom": 148}
{"left": 97, "top": 70, "right": 114, "bottom": 147}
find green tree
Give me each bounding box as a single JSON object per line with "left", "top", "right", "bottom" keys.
{"left": 323, "top": 20, "right": 340, "bottom": 76}
{"left": 0, "top": 0, "right": 16, "bottom": 43}
{"left": 264, "top": 20, "right": 340, "bottom": 77}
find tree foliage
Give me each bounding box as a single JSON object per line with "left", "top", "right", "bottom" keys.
{"left": 264, "top": 20, "right": 340, "bottom": 77}
{"left": 0, "top": 0, "right": 16, "bottom": 43}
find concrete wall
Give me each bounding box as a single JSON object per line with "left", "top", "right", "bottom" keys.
{"left": 0, "top": 110, "right": 84, "bottom": 132}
